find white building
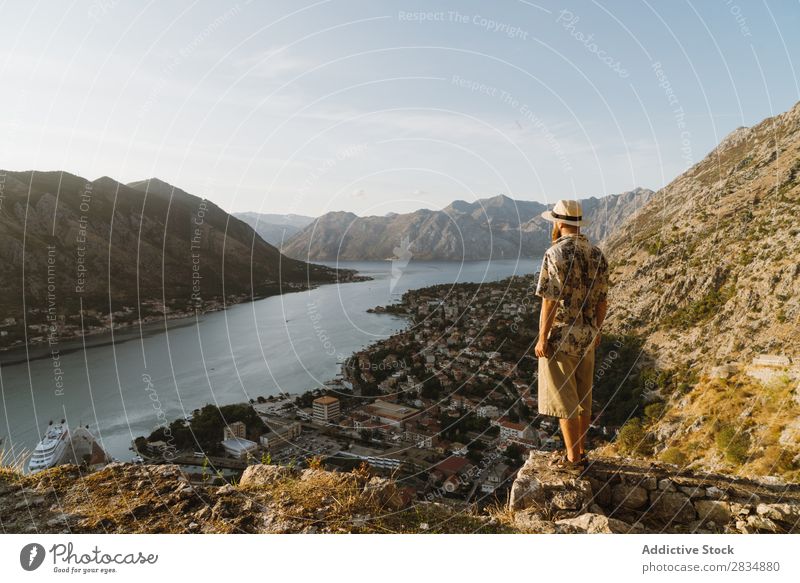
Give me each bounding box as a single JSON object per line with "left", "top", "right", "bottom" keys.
{"left": 221, "top": 437, "right": 259, "bottom": 460}
{"left": 496, "top": 418, "right": 534, "bottom": 441}
{"left": 313, "top": 395, "right": 341, "bottom": 424}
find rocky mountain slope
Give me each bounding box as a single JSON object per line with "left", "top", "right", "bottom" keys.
{"left": 3, "top": 454, "right": 797, "bottom": 534}
{"left": 604, "top": 101, "right": 800, "bottom": 367}
{"left": 233, "top": 211, "right": 314, "bottom": 246}
{"left": 281, "top": 189, "right": 652, "bottom": 261}
{"left": 600, "top": 101, "right": 800, "bottom": 481}
{"left": 0, "top": 171, "right": 344, "bottom": 325}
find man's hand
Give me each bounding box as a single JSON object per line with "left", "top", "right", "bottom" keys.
{"left": 537, "top": 298, "right": 557, "bottom": 358}
{"left": 535, "top": 337, "right": 551, "bottom": 358}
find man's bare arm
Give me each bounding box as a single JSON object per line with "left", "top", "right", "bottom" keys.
{"left": 593, "top": 298, "right": 608, "bottom": 347}
{"left": 535, "top": 298, "right": 557, "bottom": 357}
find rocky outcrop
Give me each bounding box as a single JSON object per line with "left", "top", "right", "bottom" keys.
{"left": 2, "top": 454, "right": 797, "bottom": 534}
{"left": 508, "top": 451, "right": 800, "bottom": 533}
{"left": 0, "top": 462, "right": 503, "bottom": 534}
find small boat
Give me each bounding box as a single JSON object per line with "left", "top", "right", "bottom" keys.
{"left": 28, "top": 421, "right": 69, "bottom": 473}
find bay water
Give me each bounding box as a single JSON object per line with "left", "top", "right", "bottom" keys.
{"left": 0, "top": 260, "right": 540, "bottom": 461}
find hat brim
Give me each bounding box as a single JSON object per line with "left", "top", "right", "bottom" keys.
{"left": 540, "top": 210, "right": 590, "bottom": 226}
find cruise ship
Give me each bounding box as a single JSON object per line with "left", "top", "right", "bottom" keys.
{"left": 28, "top": 421, "right": 69, "bottom": 473}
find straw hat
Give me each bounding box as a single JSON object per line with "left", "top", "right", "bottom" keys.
{"left": 540, "top": 199, "right": 590, "bottom": 227}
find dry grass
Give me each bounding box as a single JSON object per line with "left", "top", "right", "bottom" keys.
{"left": 238, "top": 463, "right": 510, "bottom": 533}
{"left": 1, "top": 459, "right": 515, "bottom": 534}
{"left": 636, "top": 374, "right": 800, "bottom": 481}
{"left": 0, "top": 448, "right": 27, "bottom": 482}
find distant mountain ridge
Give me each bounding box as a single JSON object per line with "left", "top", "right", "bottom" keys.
{"left": 233, "top": 211, "right": 314, "bottom": 246}
{"left": 280, "top": 189, "right": 653, "bottom": 261}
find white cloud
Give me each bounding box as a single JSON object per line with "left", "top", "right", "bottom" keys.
{"left": 231, "top": 46, "right": 313, "bottom": 81}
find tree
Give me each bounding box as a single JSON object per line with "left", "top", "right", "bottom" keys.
{"left": 504, "top": 444, "right": 523, "bottom": 466}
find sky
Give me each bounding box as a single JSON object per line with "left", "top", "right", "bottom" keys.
{"left": 1, "top": 0, "right": 799, "bottom": 217}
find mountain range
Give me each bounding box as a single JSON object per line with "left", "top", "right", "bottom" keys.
{"left": 280, "top": 188, "right": 654, "bottom": 261}
{"left": 0, "top": 172, "right": 346, "bottom": 336}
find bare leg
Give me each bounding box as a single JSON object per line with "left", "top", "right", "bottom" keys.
{"left": 578, "top": 412, "right": 591, "bottom": 455}
{"left": 559, "top": 417, "right": 582, "bottom": 463}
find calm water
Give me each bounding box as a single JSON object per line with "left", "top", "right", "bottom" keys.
{"left": 0, "top": 260, "right": 540, "bottom": 461}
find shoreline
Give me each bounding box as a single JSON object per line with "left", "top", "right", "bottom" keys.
{"left": 0, "top": 316, "right": 205, "bottom": 367}
{"left": 0, "top": 272, "right": 372, "bottom": 367}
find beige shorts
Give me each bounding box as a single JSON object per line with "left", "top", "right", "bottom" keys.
{"left": 538, "top": 348, "right": 595, "bottom": 419}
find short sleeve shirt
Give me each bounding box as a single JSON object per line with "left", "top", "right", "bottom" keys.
{"left": 535, "top": 233, "right": 609, "bottom": 356}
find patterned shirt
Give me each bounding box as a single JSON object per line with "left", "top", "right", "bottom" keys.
{"left": 535, "top": 233, "right": 609, "bottom": 357}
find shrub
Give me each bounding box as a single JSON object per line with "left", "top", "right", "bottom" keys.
{"left": 715, "top": 425, "right": 751, "bottom": 465}
{"left": 659, "top": 447, "right": 688, "bottom": 467}
{"left": 643, "top": 402, "right": 666, "bottom": 423}
{"left": 663, "top": 284, "right": 736, "bottom": 329}
{"left": 644, "top": 238, "right": 663, "bottom": 255}
{"left": 616, "top": 418, "right": 652, "bottom": 456}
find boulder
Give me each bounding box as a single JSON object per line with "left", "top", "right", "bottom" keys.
{"left": 649, "top": 491, "right": 696, "bottom": 524}
{"left": 507, "top": 452, "right": 592, "bottom": 518}
{"left": 730, "top": 502, "right": 753, "bottom": 516}
{"left": 640, "top": 476, "right": 658, "bottom": 490}
{"left": 678, "top": 485, "right": 705, "bottom": 498}
{"left": 694, "top": 499, "right": 732, "bottom": 525}
{"left": 509, "top": 475, "right": 546, "bottom": 511}
{"left": 658, "top": 478, "right": 677, "bottom": 491}
{"left": 746, "top": 514, "right": 781, "bottom": 533}
{"left": 239, "top": 464, "right": 295, "bottom": 487}
{"left": 756, "top": 503, "right": 800, "bottom": 530}
{"left": 611, "top": 484, "right": 649, "bottom": 509}
{"left": 587, "top": 477, "right": 614, "bottom": 505}
{"left": 551, "top": 489, "right": 585, "bottom": 511}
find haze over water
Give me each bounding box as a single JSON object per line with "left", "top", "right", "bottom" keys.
{"left": 0, "top": 260, "right": 539, "bottom": 461}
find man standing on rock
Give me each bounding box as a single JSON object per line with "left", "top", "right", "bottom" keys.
{"left": 535, "top": 199, "right": 608, "bottom": 471}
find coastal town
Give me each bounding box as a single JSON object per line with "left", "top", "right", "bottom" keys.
{"left": 132, "top": 274, "right": 608, "bottom": 504}
{"left": 0, "top": 298, "right": 227, "bottom": 350}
